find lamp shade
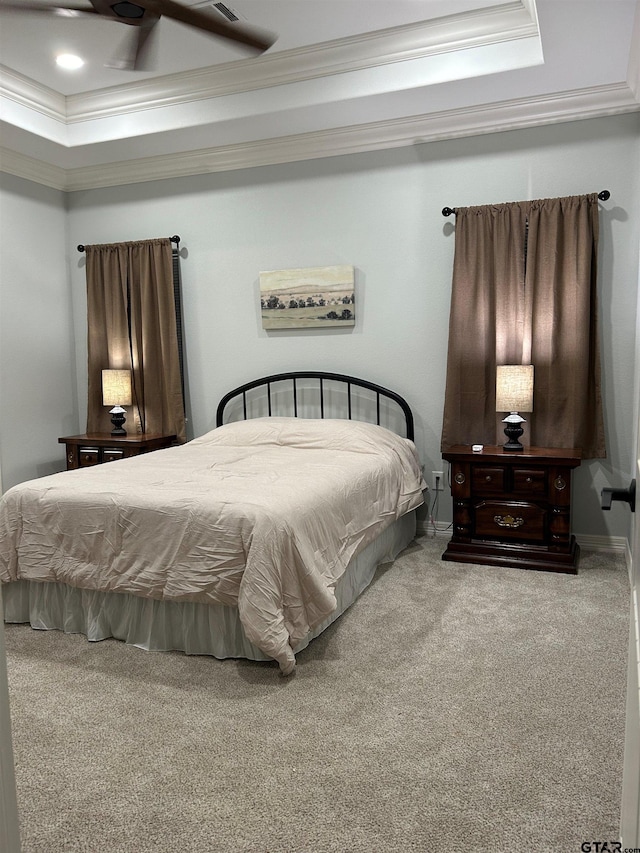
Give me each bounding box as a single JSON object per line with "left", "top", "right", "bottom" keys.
{"left": 496, "top": 365, "right": 534, "bottom": 413}
{"left": 102, "top": 369, "right": 132, "bottom": 407}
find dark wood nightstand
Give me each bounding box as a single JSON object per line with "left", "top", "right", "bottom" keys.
{"left": 441, "top": 445, "right": 582, "bottom": 574}
{"left": 59, "top": 433, "right": 177, "bottom": 471}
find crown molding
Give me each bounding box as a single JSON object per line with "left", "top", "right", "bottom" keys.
{"left": 627, "top": 0, "right": 640, "bottom": 101}
{"left": 64, "top": 83, "right": 640, "bottom": 191}
{"left": 0, "top": 66, "right": 65, "bottom": 121}
{"left": 2, "top": 82, "right": 638, "bottom": 193}
{"left": 0, "top": 146, "right": 66, "bottom": 191}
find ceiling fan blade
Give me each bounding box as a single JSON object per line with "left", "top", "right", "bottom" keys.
{"left": 105, "top": 18, "right": 158, "bottom": 70}
{"left": 132, "top": 20, "right": 157, "bottom": 69}
{"left": 144, "top": 0, "right": 275, "bottom": 53}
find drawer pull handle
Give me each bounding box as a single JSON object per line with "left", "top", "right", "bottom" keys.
{"left": 485, "top": 475, "right": 492, "bottom": 482}
{"left": 454, "top": 472, "right": 466, "bottom": 485}
{"left": 526, "top": 476, "right": 532, "bottom": 483}
{"left": 554, "top": 476, "right": 566, "bottom": 491}
{"left": 494, "top": 514, "right": 525, "bottom": 529}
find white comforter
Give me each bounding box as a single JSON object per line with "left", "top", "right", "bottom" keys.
{"left": 0, "top": 417, "right": 425, "bottom": 673}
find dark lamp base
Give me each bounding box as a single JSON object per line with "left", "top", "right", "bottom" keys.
{"left": 503, "top": 420, "right": 524, "bottom": 452}
{"left": 110, "top": 412, "right": 127, "bottom": 436}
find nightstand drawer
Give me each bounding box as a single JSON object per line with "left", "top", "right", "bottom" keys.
{"left": 475, "top": 500, "right": 546, "bottom": 542}
{"left": 79, "top": 448, "right": 100, "bottom": 467}
{"left": 60, "top": 433, "right": 177, "bottom": 472}
{"left": 471, "top": 465, "right": 506, "bottom": 494}
{"left": 513, "top": 468, "right": 547, "bottom": 496}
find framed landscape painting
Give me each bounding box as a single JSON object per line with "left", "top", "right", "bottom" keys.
{"left": 260, "top": 265, "right": 355, "bottom": 330}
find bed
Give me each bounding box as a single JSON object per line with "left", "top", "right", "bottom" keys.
{"left": 1, "top": 372, "right": 425, "bottom": 674}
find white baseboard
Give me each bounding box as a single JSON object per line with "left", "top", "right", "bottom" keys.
{"left": 418, "top": 525, "right": 630, "bottom": 557}
{"left": 575, "top": 534, "right": 632, "bottom": 583}
{"left": 575, "top": 533, "right": 629, "bottom": 555}
{"left": 416, "top": 520, "right": 452, "bottom": 540}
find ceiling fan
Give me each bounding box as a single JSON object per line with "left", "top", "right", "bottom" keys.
{"left": 0, "top": 0, "right": 276, "bottom": 70}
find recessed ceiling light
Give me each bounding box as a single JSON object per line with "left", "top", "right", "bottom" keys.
{"left": 56, "top": 53, "right": 84, "bottom": 70}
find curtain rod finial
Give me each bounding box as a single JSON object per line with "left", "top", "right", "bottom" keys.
{"left": 442, "top": 207, "right": 456, "bottom": 217}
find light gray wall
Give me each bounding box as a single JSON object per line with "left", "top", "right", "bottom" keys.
{"left": 1, "top": 113, "right": 638, "bottom": 543}
{"left": 0, "top": 173, "right": 78, "bottom": 492}
{"left": 66, "top": 112, "right": 640, "bottom": 541}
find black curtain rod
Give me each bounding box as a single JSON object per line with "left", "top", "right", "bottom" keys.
{"left": 441, "top": 190, "right": 611, "bottom": 217}
{"left": 77, "top": 235, "right": 181, "bottom": 252}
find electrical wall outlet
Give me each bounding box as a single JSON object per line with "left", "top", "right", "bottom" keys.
{"left": 432, "top": 470, "right": 444, "bottom": 491}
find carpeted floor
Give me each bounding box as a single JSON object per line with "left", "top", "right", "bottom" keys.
{"left": 4, "top": 536, "right": 630, "bottom": 853}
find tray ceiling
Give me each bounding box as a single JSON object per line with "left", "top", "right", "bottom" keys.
{"left": 0, "top": 0, "right": 638, "bottom": 191}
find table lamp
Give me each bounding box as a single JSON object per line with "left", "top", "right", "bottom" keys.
{"left": 496, "top": 364, "right": 534, "bottom": 452}
{"left": 102, "top": 369, "right": 133, "bottom": 435}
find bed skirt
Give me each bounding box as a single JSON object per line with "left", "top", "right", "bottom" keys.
{"left": 2, "top": 511, "right": 416, "bottom": 663}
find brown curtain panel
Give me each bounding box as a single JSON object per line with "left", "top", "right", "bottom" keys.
{"left": 440, "top": 194, "right": 605, "bottom": 459}
{"left": 85, "top": 238, "right": 186, "bottom": 443}
{"left": 440, "top": 201, "right": 529, "bottom": 450}
{"left": 524, "top": 195, "right": 605, "bottom": 457}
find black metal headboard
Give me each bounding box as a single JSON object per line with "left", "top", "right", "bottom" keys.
{"left": 216, "top": 371, "right": 415, "bottom": 441}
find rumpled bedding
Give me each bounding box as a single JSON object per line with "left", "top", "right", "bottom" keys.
{"left": 0, "top": 417, "right": 425, "bottom": 673}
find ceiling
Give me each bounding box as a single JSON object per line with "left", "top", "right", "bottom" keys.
{"left": 0, "top": 0, "right": 638, "bottom": 191}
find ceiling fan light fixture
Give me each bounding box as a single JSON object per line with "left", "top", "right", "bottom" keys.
{"left": 55, "top": 53, "right": 85, "bottom": 70}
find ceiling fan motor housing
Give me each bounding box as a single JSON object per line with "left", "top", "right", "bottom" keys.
{"left": 110, "top": 1, "right": 146, "bottom": 19}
